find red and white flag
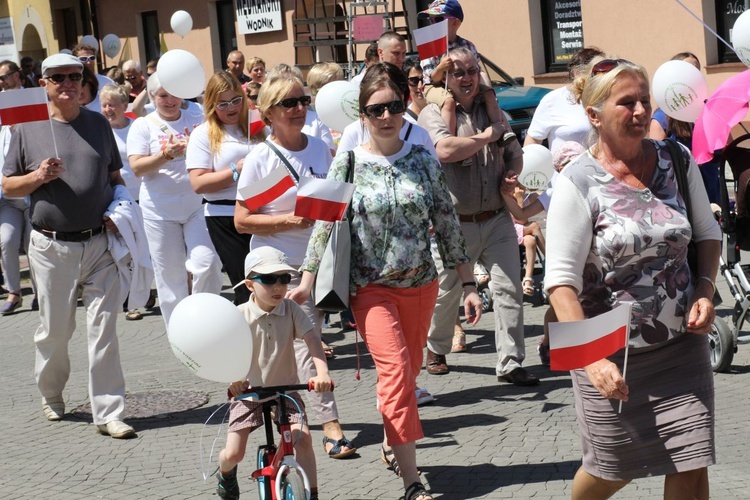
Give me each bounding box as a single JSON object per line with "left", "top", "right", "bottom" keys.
{"left": 295, "top": 177, "right": 355, "bottom": 222}
{"left": 0, "top": 87, "right": 49, "bottom": 125}
{"left": 238, "top": 165, "right": 294, "bottom": 211}
{"left": 548, "top": 304, "right": 631, "bottom": 371}
{"left": 413, "top": 20, "right": 448, "bottom": 61}
{"left": 249, "top": 108, "right": 265, "bottom": 137}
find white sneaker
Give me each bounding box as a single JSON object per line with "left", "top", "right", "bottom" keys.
{"left": 97, "top": 420, "right": 136, "bottom": 439}
{"left": 415, "top": 387, "right": 435, "bottom": 406}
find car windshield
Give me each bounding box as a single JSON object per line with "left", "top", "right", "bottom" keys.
{"left": 478, "top": 54, "right": 516, "bottom": 87}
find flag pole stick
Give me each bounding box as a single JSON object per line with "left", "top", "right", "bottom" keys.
{"left": 617, "top": 303, "right": 633, "bottom": 414}
{"left": 45, "top": 91, "right": 60, "bottom": 159}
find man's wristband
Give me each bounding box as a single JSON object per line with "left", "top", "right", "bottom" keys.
{"left": 462, "top": 281, "right": 477, "bottom": 288}
{"left": 230, "top": 163, "right": 239, "bottom": 182}
{"left": 697, "top": 276, "right": 716, "bottom": 295}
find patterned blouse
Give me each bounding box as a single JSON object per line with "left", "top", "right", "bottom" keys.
{"left": 301, "top": 143, "right": 469, "bottom": 293}
{"left": 544, "top": 140, "right": 721, "bottom": 349}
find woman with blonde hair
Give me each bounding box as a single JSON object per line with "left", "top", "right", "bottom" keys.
{"left": 246, "top": 56, "right": 266, "bottom": 84}
{"left": 187, "top": 72, "right": 263, "bottom": 305}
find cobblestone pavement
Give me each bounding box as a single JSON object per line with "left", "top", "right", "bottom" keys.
{"left": 1, "top": 275, "right": 748, "bottom": 499}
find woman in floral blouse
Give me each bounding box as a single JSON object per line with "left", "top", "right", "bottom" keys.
{"left": 292, "top": 73, "right": 482, "bottom": 500}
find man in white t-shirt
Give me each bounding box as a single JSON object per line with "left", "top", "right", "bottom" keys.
{"left": 350, "top": 31, "right": 406, "bottom": 86}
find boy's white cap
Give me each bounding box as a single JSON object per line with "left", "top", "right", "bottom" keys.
{"left": 42, "top": 54, "right": 83, "bottom": 77}
{"left": 244, "top": 246, "right": 297, "bottom": 277}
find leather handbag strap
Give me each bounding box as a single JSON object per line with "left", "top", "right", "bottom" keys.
{"left": 265, "top": 139, "right": 300, "bottom": 182}
{"left": 665, "top": 138, "right": 692, "bottom": 224}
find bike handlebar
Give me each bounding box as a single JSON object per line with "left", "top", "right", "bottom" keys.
{"left": 230, "top": 380, "right": 335, "bottom": 401}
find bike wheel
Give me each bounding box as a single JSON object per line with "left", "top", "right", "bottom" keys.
{"left": 256, "top": 446, "right": 273, "bottom": 500}
{"left": 280, "top": 468, "right": 306, "bottom": 500}
{"left": 708, "top": 317, "right": 734, "bottom": 373}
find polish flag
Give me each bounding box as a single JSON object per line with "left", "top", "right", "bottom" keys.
{"left": 238, "top": 165, "right": 295, "bottom": 211}
{"left": 0, "top": 87, "right": 49, "bottom": 125}
{"left": 413, "top": 20, "right": 448, "bottom": 61}
{"left": 548, "top": 304, "right": 631, "bottom": 371}
{"left": 249, "top": 108, "right": 265, "bottom": 137}
{"left": 295, "top": 177, "right": 355, "bottom": 222}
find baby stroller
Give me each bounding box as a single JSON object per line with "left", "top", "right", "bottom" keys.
{"left": 711, "top": 133, "right": 750, "bottom": 372}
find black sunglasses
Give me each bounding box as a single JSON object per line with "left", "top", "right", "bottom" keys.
{"left": 247, "top": 94, "right": 259, "bottom": 101}
{"left": 216, "top": 95, "right": 243, "bottom": 110}
{"left": 449, "top": 67, "right": 480, "bottom": 79}
{"left": 124, "top": 75, "right": 139, "bottom": 81}
{"left": 0, "top": 70, "right": 18, "bottom": 82}
{"left": 362, "top": 100, "right": 405, "bottom": 118}
{"left": 274, "top": 96, "right": 311, "bottom": 108}
{"left": 45, "top": 73, "right": 84, "bottom": 84}
{"left": 591, "top": 59, "right": 633, "bottom": 76}
{"left": 249, "top": 273, "right": 293, "bottom": 285}
{"left": 407, "top": 76, "right": 422, "bottom": 86}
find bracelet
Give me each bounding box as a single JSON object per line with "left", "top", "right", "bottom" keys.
{"left": 161, "top": 149, "right": 174, "bottom": 161}
{"left": 697, "top": 276, "right": 716, "bottom": 294}
{"left": 462, "top": 281, "right": 477, "bottom": 288}
{"left": 230, "top": 163, "right": 239, "bottom": 182}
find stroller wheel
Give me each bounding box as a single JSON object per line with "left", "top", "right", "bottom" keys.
{"left": 479, "top": 286, "right": 493, "bottom": 313}
{"left": 708, "top": 318, "right": 735, "bottom": 373}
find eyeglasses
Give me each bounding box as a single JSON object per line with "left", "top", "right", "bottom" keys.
{"left": 248, "top": 273, "right": 293, "bottom": 285}
{"left": 78, "top": 55, "right": 97, "bottom": 63}
{"left": 362, "top": 100, "right": 406, "bottom": 118}
{"left": 274, "top": 96, "right": 311, "bottom": 108}
{"left": 216, "top": 95, "right": 243, "bottom": 110}
{"left": 0, "top": 70, "right": 18, "bottom": 82}
{"left": 45, "top": 73, "right": 84, "bottom": 84}
{"left": 407, "top": 76, "right": 422, "bottom": 86}
{"left": 449, "top": 67, "right": 480, "bottom": 79}
{"left": 591, "top": 59, "right": 633, "bottom": 76}
{"left": 247, "top": 94, "right": 259, "bottom": 101}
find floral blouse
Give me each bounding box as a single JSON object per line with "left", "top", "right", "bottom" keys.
{"left": 301, "top": 143, "right": 469, "bottom": 293}
{"left": 544, "top": 140, "right": 721, "bottom": 348}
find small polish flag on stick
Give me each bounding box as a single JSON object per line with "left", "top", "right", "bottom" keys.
{"left": 548, "top": 304, "right": 631, "bottom": 372}
{"left": 249, "top": 108, "right": 265, "bottom": 137}
{"left": 238, "top": 165, "right": 295, "bottom": 211}
{"left": 0, "top": 87, "right": 50, "bottom": 125}
{"left": 413, "top": 20, "right": 449, "bottom": 61}
{"left": 295, "top": 177, "right": 355, "bottom": 222}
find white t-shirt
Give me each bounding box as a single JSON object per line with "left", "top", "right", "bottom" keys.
{"left": 350, "top": 71, "right": 365, "bottom": 87}
{"left": 235, "top": 135, "right": 333, "bottom": 265}
{"left": 85, "top": 74, "right": 116, "bottom": 114}
{"left": 302, "top": 109, "right": 335, "bottom": 152}
{"left": 526, "top": 86, "right": 590, "bottom": 153}
{"left": 186, "top": 122, "right": 257, "bottom": 217}
{"left": 144, "top": 100, "right": 204, "bottom": 122}
{"left": 127, "top": 110, "right": 204, "bottom": 220}
{"left": 110, "top": 118, "right": 141, "bottom": 200}
{"left": 338, "top": 119, "right": 437, "bottom": 159}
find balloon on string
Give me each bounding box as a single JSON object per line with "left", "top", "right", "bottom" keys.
{"left": 652, "top": 60, "right": 707, "bottom": 122}
{"left": 80, "top": 35, "right": 99, "bottom": 51}
{"left": 102, "top": 34, "right": 121, "bottom": 58}
{"left": 733, "top": 10, "right": 750, "bottom": 66}
{"left": 157, "top": 49, "right": 206, "bottom": 99}
{"left": 171, "top": 10, "right": 193, "bottom": 37}
{"left": 518, "top": 144, "right": 554, "bottom": 191}
{"left": 168, "top": 293, "right": 252, "bottom": 383}
{"left": 315, "top": 80, "right": 360, "bottom": 131}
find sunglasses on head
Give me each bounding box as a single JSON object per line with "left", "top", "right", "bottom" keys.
{"left": 0, "top": 70, "right": 18, "bottom": 82}
{"left": 248, "top": 273, "right": 293, "bottom": 285}
{"left": 362, "top": 100, "right": 405, "bottom": 118}
{"left": 247, "top": 94, "right": 259, "bottom": 101}
{"left": 591, "top": 59, "right": 633, "bottom": 76}
{"left": 216, "top": 95, "right": 243, "bottom": 110}
{"left": 407, "top": 76, "right": 422, "bottom": 86}
{"left": 45, "top": 73, "right": 84, "bottom": 84}
{"left": 274, "top": 95, "right": 311, "bottom": 108}
{"left": 78, "top": 55, "right": 96, "bottom": 63}
{"left": 449, "top": 67, "right": 480, "bottom": 79}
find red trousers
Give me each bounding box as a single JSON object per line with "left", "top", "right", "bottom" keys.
{"left": 350, "top": 280, "right": 438, "bottom": 445}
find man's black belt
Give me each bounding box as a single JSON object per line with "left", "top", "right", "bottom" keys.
{"left": 202, "top": 199, "right": 236, "bottom": 206}
{"left": 457, "top": 208, "right": 504, "bottom": 223}
{"left": 32, "top": 224, "right": 104, "bottom": 242}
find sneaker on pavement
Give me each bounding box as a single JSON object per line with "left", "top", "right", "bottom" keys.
{"left": 42, "top": 396, "right": 65, "bottom": 421}
{"left": 216, "top": 466, "right": 240, "bottom": 499}
{"left": 538, "top": 341, "right": 550, "bottom": 367}
{"left": 415, "top": 387, "right": 435, "bottom": 406}
{"left": 97, "top": 420, "right": 136, "bottom": 439}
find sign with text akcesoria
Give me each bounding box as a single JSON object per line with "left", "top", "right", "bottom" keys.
{"left": 546, "top": 0, "right": 583, "bottom": 67}
{"left": 235, "top": 0, "right": 283, "bottom": 35}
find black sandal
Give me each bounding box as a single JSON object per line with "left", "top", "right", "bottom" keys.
{"left": 322, "top": 436, "right": 356, "bottom": 459}
{"left": 405, "top": 481, "right": 433, "bottom": 500}
{"left": 381, "top": 446, "right": 422, "bottom": 477}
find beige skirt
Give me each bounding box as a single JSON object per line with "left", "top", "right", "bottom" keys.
{"left": 571, "top": 332, "right": 715, "bottom": 481}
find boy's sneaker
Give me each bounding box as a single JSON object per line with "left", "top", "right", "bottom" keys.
{"left": 216, "top": 466, "right": 240, "bottom": 500}
{"left": 415, "top": 387, "right": 434, "bottom": 406}
{"left": 537, "top": 341, "right": 550, "bottom": 367}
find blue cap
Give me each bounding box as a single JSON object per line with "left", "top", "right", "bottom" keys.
{"left": 418, "top": 0, "right": 464, "bottom": 23}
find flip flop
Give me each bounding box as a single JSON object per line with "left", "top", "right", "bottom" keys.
{"left": 451, "top": 330, "right": 467, "bottom": 353}
{"left": 322, "top": 436, "right": 356, "bottom": 459}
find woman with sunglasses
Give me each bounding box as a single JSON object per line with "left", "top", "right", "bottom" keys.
{"left": 403, "top": 58, "right": 428, "bottom": 121}
{"left": 127, "top": 72, "right": 222, "bottom": 328}
{"left": 294, "top": 73, "right": 482, "bottom": 500}
{"left": 544, "top": 57, "right": 721, "bottom": 499}
{"left": 186, "top": 72, "right": 264, "bottom": 305}
{"left": 234, "top": 75, "right": 356, "bottom": 461}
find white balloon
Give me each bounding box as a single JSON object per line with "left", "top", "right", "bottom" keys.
{"left": 102, "top": 34, "right": 121, "bottom": 59}
{"left": 519, "top": 144, "right": 554, "bottom": 191}
{"left": 315, "top": 80, "right": 360, "bottom": 131}
{"left": 733, "top": 10, "right": 750, "bottom": 66}
{"left": 168, "top": 293, "right": 252, "bottom": 383}
{"left": 157, "top": 49, "right": 206, "bottom": 99}
{"left": 652, "top": 60, "right": 707, "bottom": 123}
{"left": 171, "top": 10, "right": 193, "bottom": 37}
{"left": 80, "top": 35, "right": 99, "bottom": 52}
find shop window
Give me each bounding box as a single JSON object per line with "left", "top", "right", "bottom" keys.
{"left": 540, "top": 0, "right": 584, "bottom": 73}
{"left": 142, "top": 11, "right": 160, "bottom": 64}
{"left": 717, "top": 1, "right": 748, "bottom": 63}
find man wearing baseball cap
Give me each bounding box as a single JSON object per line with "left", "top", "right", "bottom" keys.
{"left": 2, "top": 53, "right": 135, "bottom": 438}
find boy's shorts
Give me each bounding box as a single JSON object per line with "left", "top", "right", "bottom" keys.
{"left": 424, "top": 83, "right": 493, "bottom": 108}
{"left": 228, "top": 391, "right": 305, "bottom": 433}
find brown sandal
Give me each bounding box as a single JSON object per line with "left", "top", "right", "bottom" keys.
{"left": 451, "top": 329, "right": 467, "bottom": 353}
